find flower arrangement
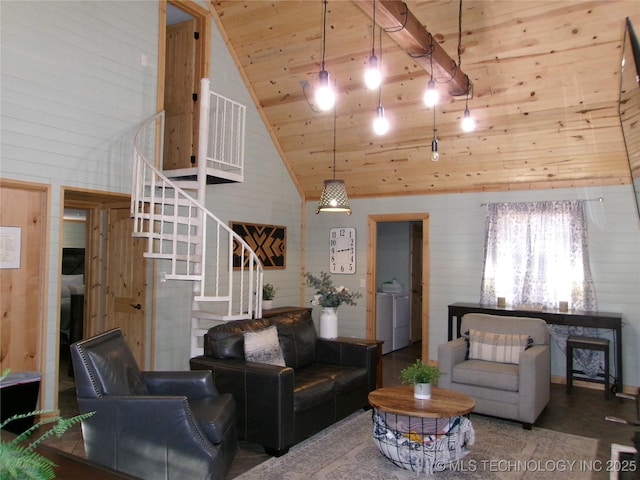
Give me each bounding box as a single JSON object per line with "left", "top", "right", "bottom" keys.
{"left": 305, "top": 271, "right": 362, "bottom": 309}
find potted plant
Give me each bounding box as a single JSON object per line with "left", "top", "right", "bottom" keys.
{"left": 0, "top": 370, "right": 94, "bottom": 479}
{"left": 262, "top": 283, "right": 278, "bottom": 310}
{"left": 400, "top": 359, "right": 443, "bottom": 399}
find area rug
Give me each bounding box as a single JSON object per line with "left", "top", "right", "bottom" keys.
{"left": 235, "top": 410, "right": 598, "bottom": 479}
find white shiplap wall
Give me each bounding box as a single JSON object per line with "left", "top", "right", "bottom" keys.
{"left": 1, "top": 0, "right": 304, "bottom": 400}
{"left": 1, "top": 0, "right": 159, "bottom": 409}
{"left": 305, "top": 185, "right": 640, "bottom": 387}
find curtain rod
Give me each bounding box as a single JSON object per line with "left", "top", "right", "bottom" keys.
{"left": 479, "top": 197, "right": 603, "bottom": 207}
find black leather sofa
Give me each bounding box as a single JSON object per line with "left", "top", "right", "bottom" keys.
{"left": 71, "top": 329, "right": 237, "bottom": 480}
{"left": 189, "top": 309, "right": 378, "bottom": 456}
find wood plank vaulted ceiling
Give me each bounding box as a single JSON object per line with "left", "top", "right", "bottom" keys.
{"left": 207, "top": 0, "right": 640, "bottom": 200}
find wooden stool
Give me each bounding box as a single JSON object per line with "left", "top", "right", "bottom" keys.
{"left": 566, "top": 335, "right": 610, "bottom": 399}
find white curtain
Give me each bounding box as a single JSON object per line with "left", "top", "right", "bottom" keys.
{"left": 480, "top": 200, "right": 596, "bottom": 311}
{"left": 479, "top": 200, "right": 605, "bottom": 378}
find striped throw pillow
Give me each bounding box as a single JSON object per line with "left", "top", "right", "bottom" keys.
{"left": 468, "top": 329, "right": 530, "bottom": 364}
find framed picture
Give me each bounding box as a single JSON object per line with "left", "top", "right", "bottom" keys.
{"left": 231, "top": 222, "right": 286, "bottom": 270}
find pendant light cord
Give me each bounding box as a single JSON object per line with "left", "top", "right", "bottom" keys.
{"left": 429, "top": 33, "right": 434, "bottom": 81}
{"left": 457, "top": 0, "right": 463, "bottom": 68}
{"left": 321, "top": 0, "right": 328, "bottom": 71}
{"left": 371, "top": 0, "right": 376, "bottom": 57}
{"left": 432, "top": 105, "right": 437, "bottom": 141}
{"left": 333, "top": 105, "right": 337, "bottom": 180}
{"left": 377, "top": 27, "right": 383, "bottom": 107}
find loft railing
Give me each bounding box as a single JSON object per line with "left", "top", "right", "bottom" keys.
{"left": 131, "top": 108, "right": 262, "bottom": 321}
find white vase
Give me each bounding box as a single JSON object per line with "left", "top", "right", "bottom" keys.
{"left": 319, "top": 307, "right": 338, "bottom": 339}
{"left": 262, "top": 299, "right": 273, "bottom": 310}
{"left": 414, "top": 382, "right": 432, "bottom": 399}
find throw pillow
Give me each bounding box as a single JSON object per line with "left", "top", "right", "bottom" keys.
{"left": 468, "top": 329, "right": 530, "bottom": 364}
{"left": 243, "top": 325, "right": 286, "bottom": 367}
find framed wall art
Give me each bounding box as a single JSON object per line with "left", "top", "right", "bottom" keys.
{"left": 230, "top": 222, "right": 286, "bottom": 270}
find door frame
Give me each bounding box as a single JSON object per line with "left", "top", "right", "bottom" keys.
{"left": 366, "top": 213, "right": 430, "bottom": 362}
{"left": 59, "top": 189, "right": 152, "bottom": 399}
{"left": 158, "top": 0, "right": 211, "bottom": 139}
{"left": 0, "top": 179, "right": 49, "bottom": 405}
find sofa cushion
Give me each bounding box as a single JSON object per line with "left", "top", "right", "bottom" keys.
{"left": 468, "top": 329, "right": 529, "bottom": 364}
{"left": 317, "top": 364, "right": 367, "bottom": 393}
{"left": 452, "top": 359, "right": 520, "bottom": 392}
{"left": 292, "top": 365, "right": 336, "bottom": 411}
{"left": 204, "top": 318, "right": 270, "bottom": 359}
{"left": 270, "top": 311, "right": 317, "bottom": 369}
{"left": 243, "top": 326, "right": 286, "bottom": 366}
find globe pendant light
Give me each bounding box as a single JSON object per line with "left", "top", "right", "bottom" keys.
{"left": 316, "top": 0, "right": 335, "bottom": 111}
{"left": 423, "top": 34, "right": 439, "bottom": 107}
{"left": 461, "top": 76, "right": 476, "bottom": 132}
{"left": 373, "top": 105, "right": 389, "bottom": 135}
{"left": 316, "top": 108, "right": 352, "bottom": 214}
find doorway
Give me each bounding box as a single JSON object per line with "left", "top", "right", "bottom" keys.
{"left": 59, "top": 208, "right": 88, "bottom": 392}
{"left": 366, "top": 213, "right": 430, "bottom": 362}
{"left": 58, "top": 189, "right": 149, "bottom": 408}
{"left": 160, "top": 0, "right": 210, "bottom": 171}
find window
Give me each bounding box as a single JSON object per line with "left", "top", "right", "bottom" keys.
{"left": 479, "top": 200, "right": 597, "bottom": 311}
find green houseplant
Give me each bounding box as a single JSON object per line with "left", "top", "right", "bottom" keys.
{"left": 262, "top": 283, "right": 278, "bottom": 310}
{"left": 262, "top": 283, "right": 278, "bottom": 301}
{"left": 400, "top": 360, "right": 443, "bottom": 399}
{"left": 0, "top": 370, "right": 94, "bottom": 479}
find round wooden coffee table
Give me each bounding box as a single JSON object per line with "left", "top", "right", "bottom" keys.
{"left": 368, "top": 386, "right": 475, "bottom": 474}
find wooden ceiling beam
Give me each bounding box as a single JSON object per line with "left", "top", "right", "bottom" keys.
{"left": 352, "top": 0, "right": 470, "bottom": 97}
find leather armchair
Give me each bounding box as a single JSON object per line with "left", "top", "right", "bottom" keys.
{"left": 70, "top": 329, "right": 237, "bottom": 480}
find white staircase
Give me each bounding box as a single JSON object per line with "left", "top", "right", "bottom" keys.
{"left": 131, "top": 79, "right": 263, "bottom": 356}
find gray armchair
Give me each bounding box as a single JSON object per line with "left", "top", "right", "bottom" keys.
{"left": 70, "top": 328, "right": 237, "bottom": 480}
{"left": 438, "top": 313, "right": 550, "bottom": 429}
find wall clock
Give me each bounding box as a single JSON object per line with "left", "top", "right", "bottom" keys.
{"left": 329, "top": 227, "right": 356, "bottom": 274}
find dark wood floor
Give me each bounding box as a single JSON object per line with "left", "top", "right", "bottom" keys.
{"left": 48, "top": 342, "right": 638, "bottom": 479}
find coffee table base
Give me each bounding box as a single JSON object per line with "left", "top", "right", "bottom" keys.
{"left": 372, "top": 409, "right": 475, "bottom": 474}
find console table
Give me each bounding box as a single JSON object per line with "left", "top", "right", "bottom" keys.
{"left": 447, "top": 302, "right": 623, "bottom": 391}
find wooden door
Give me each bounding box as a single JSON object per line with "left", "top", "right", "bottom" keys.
{"left": 104, "top": 206, "right": 147, "bottom": 367}
{"left": 163, "top": 18, "right": 198, "bottom": 170}
{"left": 0, "top": 181, "right": 47, "bottom": 377}
{"left": 409, "top": 223, "right": 423, "bottom": 343}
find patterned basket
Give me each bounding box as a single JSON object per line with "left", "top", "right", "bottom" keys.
{"left": 372, "top": 410, "right": 475, "bottom": 474}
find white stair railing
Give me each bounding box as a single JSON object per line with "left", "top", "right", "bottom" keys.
{"left": 132, "top": 110, "right": 263, "bottom": 333}
{"left": 205, "top": 81, "right": 245, "bottom": 183}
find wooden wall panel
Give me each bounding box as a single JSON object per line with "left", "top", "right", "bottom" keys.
{"left": 0, "top": 180, "right": 48, "bottom": 378}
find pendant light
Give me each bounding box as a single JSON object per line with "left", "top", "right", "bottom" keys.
{"left": 457, "top": 2, "right": 475, "bottom": 132}
{"left": 364, "top": 0, "right": 381, "bottom": 90}
{"left": 431, "top": 107, "right": 439, "bottom": 162}
{"left": 423, "top": 33, "right": 439, "bottom": 107}
{"left": 316, "top": 108, "right": 352, "bottom": 214}
{"left": 315, "top": 0, "right": 335, "bottom": 111}
{"left": 372, "top": 27, "right": 389, "bottom": 135}
{"left": 461, "top": 76, "right": 476, "bottom": 132}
